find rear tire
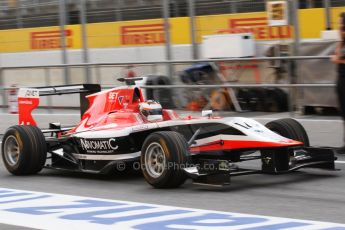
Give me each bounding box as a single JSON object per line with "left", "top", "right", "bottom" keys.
{"left": 265, "top": 118, "right": 309, "bottom": 146}
{"left": 1, "top": 125, "right": 47, "bottom": 175}
{"left": 141, "top": 131, "right": 189, "bottom": 188}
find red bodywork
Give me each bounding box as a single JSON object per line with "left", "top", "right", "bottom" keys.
{"left": 69, "top": 87, "right": 144, "bottom": 133}
{"left": 68, "top": 87, "right": 179, "bottom": 134}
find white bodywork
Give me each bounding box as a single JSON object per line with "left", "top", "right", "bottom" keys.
{"left": 72, "top": 117, "right": 292, "bottom": 145}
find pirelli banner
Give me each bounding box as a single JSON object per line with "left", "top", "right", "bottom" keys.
{"left": 0, "top": 25, "right": 82, "bottom": 52}
{"left": 0, "top": 7, "right": 344, "bottom": 52}
{"left": 31, "top": 30, "right": 74, "bottom": 49}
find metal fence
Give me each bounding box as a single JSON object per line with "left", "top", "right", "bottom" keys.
{"left": 0, "top": 55, "right": 336, "bottom": 115}
{"left": 1, "top": 0, "right": 345, "bottom": 29}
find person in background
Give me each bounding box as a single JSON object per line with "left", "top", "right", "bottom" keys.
{"left": 126, "top": 65, "right": 137, "bottom": 78}
{"left": 332, "top": 12, "right": 345, "bottom": 154}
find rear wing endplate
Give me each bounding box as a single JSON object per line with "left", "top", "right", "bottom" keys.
{"left": 18, "top": 84, "right": 101, "bottom": 126}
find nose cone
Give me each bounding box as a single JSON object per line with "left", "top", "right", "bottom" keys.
{"left": 229, "top": 117, "right": 304, "bottom": 147}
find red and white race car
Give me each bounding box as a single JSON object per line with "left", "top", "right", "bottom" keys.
{"left": 1, "top": 78, "right": 336, "bottom": 188}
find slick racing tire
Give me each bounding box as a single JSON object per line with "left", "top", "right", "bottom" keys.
{"left": 265, "top": 118, "right": 310, "bottom": 146}
{"left": 1, "top": 125, "right": 47, "bottom": 175}
{"left": 141, "top": 131, "right": 189, "bottom": 188}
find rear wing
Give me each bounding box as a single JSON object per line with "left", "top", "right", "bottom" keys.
{"left": 18, "top": 84, "right": 101, "bottom": 126}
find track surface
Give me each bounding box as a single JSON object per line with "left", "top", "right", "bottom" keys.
{"left": 0, "top": 111, "right": 345, "bottom": 229}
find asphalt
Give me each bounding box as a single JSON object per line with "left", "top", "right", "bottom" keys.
{"left": 1, "top": 111, "right": 345, "bottom": 229}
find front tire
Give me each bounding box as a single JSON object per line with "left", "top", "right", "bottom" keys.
{"left": 2, "top": 125, "right": 47, "bottom": 175}
{"left": 141, "top": 131, "right": 189, "bottom": 188}
{"left": 265, "top": 118, "right": 309, "bottom": 146}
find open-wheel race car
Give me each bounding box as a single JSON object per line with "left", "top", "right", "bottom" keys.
{"left": 1, "top": 78, "right": 337, "bottom": 188}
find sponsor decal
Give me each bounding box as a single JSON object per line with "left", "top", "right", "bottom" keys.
{"left": 0, "top": 188, "right": 344, "bottom": 229}
{"left": 118, "top": 96, "right": 124, "bottom": 105}
{"left": 263, "top": 157, "right": 272, "bottom": 164}
{"left": 267, "top": 1, "right": 288, "bottom": 26}
{"left": 30, "top": 30, "right": 73, "bottom": 50}
{"left": 108, "top": 92, "right": 118, "bottom": 102}
{"left": 132, "top": 124, "right": 149, "bottom": 132}
{"left": 24, "top": 89, "right": 39, "bottom": 98}
{"left": 18, "top": 100, "right": 33, "bottom": 105}
{"left": 121, "top": 24, "right": 165, "bottom": 45}
{"left": 254, "top": 129, "right": 264, "bottom": 133}
{"left": 79, "top": 138, "right": 119, "bottom": 154}
{"left": 218, "top": 161, "right": 230, "bottom": 171}
{"left": 226, "top": 17, "right": 292, "bottom": 40}
{"left": 279, "top": 139, "right": 294, "bottom": 144}
{"left": 108, "top": 92, "right": 124, "bottom": 105}
{"left": 18, "top": 88, "right": 39, "bottom": 98}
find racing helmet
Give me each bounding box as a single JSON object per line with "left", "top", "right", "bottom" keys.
{"left": 139, "top": 100, "right": 163, "bottom": 122}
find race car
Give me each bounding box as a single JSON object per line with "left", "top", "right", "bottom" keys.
{"left": 1, "top": 78, "right": 337, "bottom": 188}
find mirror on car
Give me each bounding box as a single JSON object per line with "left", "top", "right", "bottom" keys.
{"left": 201, "top": 110, "right": 213, "bottom": 118}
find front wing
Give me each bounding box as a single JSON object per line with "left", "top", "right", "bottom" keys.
{"left": 184, "top": 146, "right": 337, "bottom": 187}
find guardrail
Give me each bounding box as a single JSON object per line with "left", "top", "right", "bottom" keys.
{"left": 141, "top": 83, "right": 336, "bottom": 89}
{"left": 0, "top": 55, "right": 332, "bottom": 69}
{"left": 0, "top": 55, "right": 336, "bottom": 116}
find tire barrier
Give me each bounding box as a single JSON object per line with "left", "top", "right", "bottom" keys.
{"left": 302, "top": 106, "right": 340, "bottom": 116}
{"left": 237, "top": 87, "right": 288, "bottom": 112}
{"left": 145, "top": 75, "right": 175, "bottom": 109}
{"left": 179, "top": 63, "right": 289, "bottom": 112}
{"left": 179, "top": 63, "right": 219, "bottom": 111}
{"left": 180, "top": 63, "right": 218, "bottom": 85}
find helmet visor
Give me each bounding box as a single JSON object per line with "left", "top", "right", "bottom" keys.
{"left": 148, "top": 108, "right": 162, "bottom": 115}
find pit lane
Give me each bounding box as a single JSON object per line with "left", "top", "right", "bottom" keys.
{"left": 0, "top": 111, "right": 344, "bottom": 229}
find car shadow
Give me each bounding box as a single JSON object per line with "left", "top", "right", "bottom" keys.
{"left": 188, "top": 170, "right": 340, "bottom": 192}
{"left": 8, "top": 166, "right": 339, "bottom": 193}
{"left": 40, "top": 167, "right": 143, "bottom": 182}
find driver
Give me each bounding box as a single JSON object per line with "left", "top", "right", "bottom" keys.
{"left": 139, "top": 100, "right": 163, "bottom": 122}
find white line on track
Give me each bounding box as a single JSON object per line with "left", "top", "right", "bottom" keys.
{"left": 0, "top": 187, "right": 344, "bottom": 230}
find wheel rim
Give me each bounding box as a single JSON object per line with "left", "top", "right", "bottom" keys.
{"left": 3, "top": 135, "right": 20, "bottom": 166}
{"left": 145, "top": 142, "right": 166, "bottom": 178}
